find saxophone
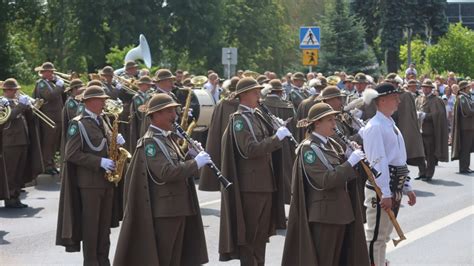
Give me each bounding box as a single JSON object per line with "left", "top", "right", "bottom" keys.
{"left": 104, "top": 99, "right": 132, "bottom": 186}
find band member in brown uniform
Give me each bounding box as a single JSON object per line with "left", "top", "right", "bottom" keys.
{"left": 260, "top": 79, "right": 297, "bottom": 204}
{"left": 219, "top": 77, "right": 291, "bottom": 265}
{"left": 389, "top": 78, "right": 425, "bottom": 175}
{"left": 361, "top": 83, "right": 416, "bottom": 266}
{"left": 295, "top": 78, "right": 327, "bottom": 142}
{"left": 451, "top": 80, "right": 474, "bottom": 174}
{"left": 282, "top": 103, "right": 369, "bottom": 266}
{"left": 33, "top": 62, "right": 65, "bottom": 175}
{"left": 129, "top": 76, "right": 154, "bottom": 154}
{"left": 199, "top": 76, "right": 240, "bottom": 191}
{"left": 415, "top": 79, "right": 449, "bottom": 181}
{"left": 56, "top": 86, "right": 124, "bottom": 265}
{"left": 114, "top": 94, "right": 209, "bottom": 266}
{"left": 100, "top": 66, "right": 122, "bottom": 100}
{"left": 288, "top": 72, "right": 309, "bottom": 109}
{"left": 61, "top": 79, "right": 85, "bottom": 157}
{"left": 0, "top": 79, "right": 41, "bottom": 208}
{"left": 117, "top": 61, "right": 139, "bottom": 151}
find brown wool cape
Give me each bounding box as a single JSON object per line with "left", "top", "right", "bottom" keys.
{"left": 261, "top": 95, "right": 297, "bottom": 204}
{"left": 282, "top": 141, "right": 369, "bottom": 266}
{"left": 451, "top": 93, "right": 474, "bottom": 160}
{"left": 424, "top": 96, "right": 450, "bottom": 162}
{"left": 113, "top": 138, "right": 208, "bottom": 266}
{"left": 199, "top": 98, "right": 239, "bottom": 191}
{"left": 218, "top": 112, "right": 286, "bottom": 261}
{"left": 392, "top": 91, "right": 425, "bottom": 162}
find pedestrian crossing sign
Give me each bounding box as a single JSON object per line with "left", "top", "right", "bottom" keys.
{"left": 299, "top": 27, "right": 320, "bottom": 49}
{"left": 302, "top": 49, "right": 318, "bottom": 66}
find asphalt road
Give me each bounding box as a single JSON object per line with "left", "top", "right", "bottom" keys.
{"left": 1, "top": 157, "right": 473, "bottom": 265}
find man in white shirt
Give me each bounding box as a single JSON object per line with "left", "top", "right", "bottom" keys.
{"left": 361, "top": 83, "right": 417, "bottom": 266}
{"left": 203, "top": 72, "right": 221, "bottom": 103}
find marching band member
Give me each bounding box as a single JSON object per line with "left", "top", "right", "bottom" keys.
{"left": 129, "top": 75, "right": 154, "bottom": 154}
{"left": 282, "top": 102, "right": 368, "bottom": 266}
{"left": 114, "top": 94, "right": 209, "bottom": 266}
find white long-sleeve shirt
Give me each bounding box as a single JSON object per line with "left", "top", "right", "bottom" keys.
{"left": 361, "top": 111, "right": 412, "bottom": 198}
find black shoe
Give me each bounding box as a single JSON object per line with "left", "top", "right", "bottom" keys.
{"left": 459, "top": 169, "right": 472, "bottom": 174}
{"left": 5, "top": 199, "right": 28, "bottom": 208}
{"left": 43, "top": 168, "right": 56, "bottom": 175}
{"left": 422, "top": 176, "right": 433, "bottom": 181}
{"left": 414, "top": 175, "right": 425, "bottom": 180}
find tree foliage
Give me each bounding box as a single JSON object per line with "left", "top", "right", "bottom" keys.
{"left": 318, "top": 0, "right": 378, "bottom": 75}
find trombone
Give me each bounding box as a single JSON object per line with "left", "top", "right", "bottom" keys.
{"left": 17, "top": 91, "right": 56, "bottom": 128}
{"left": 113, "top": 75, "right": 138, "bottom": 95}
{"left": 54, "top": 71, "right": 72, "bottom": 86}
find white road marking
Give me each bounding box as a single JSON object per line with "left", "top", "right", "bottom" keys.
{"left": 199, "top": 199, "right": 221, "bottom": 207}
{"left": 387, "top": 205, "right": 474, "bottom": 252}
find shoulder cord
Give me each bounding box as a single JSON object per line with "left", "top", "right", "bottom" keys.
{"left": 232, "top": 113, "right": 258, "bottom": 160}
{"left": 301, "top": 140, "right": 335, "bottom": 191}
{"left": 76, "top": 120, "right": 107, "bottom": 152}
{"left": 146, "top": 136, "right": 176, "bottom": 186}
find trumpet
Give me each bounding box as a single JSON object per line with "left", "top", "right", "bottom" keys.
{"left": 0, "top": 96, "right": 11, "bottom": 125}
{"left": 113, "top": 75, "right": 138, "bottom": 95}
{"left": 174, "top": 122, "right": 232, "bottom": 189}
{"left": 18, "top": 91, "right": 56, "bottom": 128}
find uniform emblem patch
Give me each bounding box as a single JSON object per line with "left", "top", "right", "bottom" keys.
{"left": 78, "top": 105, "right": 84, "bottom": 113}
{"left": 39, "top": 81, "right": 45, "bottom": 89}
{"left": 68, "top": 124, "right": 78, "bottom": 137}
{"left": 67, "top": 100, "right": 76, "bottom": 109}
{"left": 304, "top": 150, "right": 316, "bottom": 164}
{"left": 233, "top": 119, "right": 244, "bottom": 132}
{"left": 145, "top": 143, "right": 156, "bottom": 157}
{"left": 134, "top": 97, "right": 143, "bottom": 106}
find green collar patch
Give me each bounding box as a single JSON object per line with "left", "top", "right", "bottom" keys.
{"left": 77, "top": 104, "right": 84, "bottom": 113}
{"left": 304, "top": 150, "right": 317, "bottom": 164}
{"left": 145, "top": 143, "right": 157, "bottom": 157}
{"left": 134, "top": 96, "right": 143, "bottom": 106}
{"left": 233, "top": 119, "right": 244, "bottom": 132}
{"left": 68, "top": 123, "right": 78, "bottom": 137}
{"left": 67, "top": 100, "right": 77, "bottom": 109}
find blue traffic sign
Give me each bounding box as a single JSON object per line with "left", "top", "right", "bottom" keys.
{"left": 299, "top": 27, "right": 320, "bottom": 49}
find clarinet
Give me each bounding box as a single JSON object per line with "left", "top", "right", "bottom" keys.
{"left": 173, "top": 122, "right": 232, "bottom": 189}
{"left": 258, "top": 102, "right": 299, "bottom": 146}
{"left": 334, "top": 127, "right": 381, "bottom": 178}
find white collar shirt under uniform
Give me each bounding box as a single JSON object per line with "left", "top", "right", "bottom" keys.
{"left": 361, "top": 111, "right": 412, "bottom": 198}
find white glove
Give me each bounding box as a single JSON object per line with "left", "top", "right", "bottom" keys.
{"left": 194, "top": 151, "right": 212, "bottom": 169}
{"left": 350, "top": 108, "right": 363, "bottom": 119}
{"left": 100, "top": 158, "right": 116, "bottom": 172}
{"left": 417, "top": 111, "right": 426, "bottom": 121}
{"left": 55, "top": 79, "right": 64, "bottom": 87}
{"left": 276, "top": 126, "right": 292, "bottom": 141}
{"left": 188, "top": 108, "right": 193, "bottom": 118}
{"left": 276, "top": 117, "right": 284, "bottom": 126}
{"left": 0, "top": 98, "right": 9, "bottom": 106}
{"left": 115, "top": 82, "right": 122, "bottom": 90}
{"left": 347, "top": 149, "right": 365, "bottom": 167}
{"left": 18, "top": 95, "right": 30, "bottom": 106}
{"left": 116, "top": 133, "right": 125, "bottom": 145}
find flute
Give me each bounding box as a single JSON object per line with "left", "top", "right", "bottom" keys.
{"left": 173, "top": 122, "right": 232, "bottom": 190}
{"left": 258, "top": 102, "right": 299, "bottom": 146}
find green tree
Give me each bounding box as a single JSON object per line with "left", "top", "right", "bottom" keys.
{"left": 318, "top": 0, "right": 378, "bottom": 75}
{"left": 425, "top": 23, "right": 474, "bottom": 77}
{"left": 0, "top": 0, "right": 12, "bottom": 79}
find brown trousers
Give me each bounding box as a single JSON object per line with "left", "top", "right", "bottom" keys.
{"left": 419, "top": 133, "right": 437, "bottom": 178}
{"left": 459, "top": 130, "right": 474, "bottom": 171}
{"left": 80, "top": 188, "right": 114, "bottom": 266}
{"left": 239, "top": 192, "right": 272, "bottom": 266}
{"left": 153, "top": 216, "right": 186, "bottom": 266}
{"left": 3, "top": 145, "right": 28, "bottom": 198}
{"left": 309, "top": 222, "right": 346, "bottom": 266}
{"left": 40, "top": 120, "right": 61, "bottom": 170}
